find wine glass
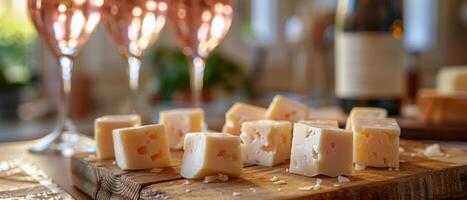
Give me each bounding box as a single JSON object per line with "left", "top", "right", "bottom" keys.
{"left": 27, "top": 0, "right": 103, "bottom": 155}
{"left": 102, "top": 0, "right": 169, "bottom": 113}
{"left": 169, "top": 0, "right": 234, "bottom": 106}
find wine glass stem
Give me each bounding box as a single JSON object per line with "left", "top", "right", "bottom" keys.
{"left": 58, "top": 56, "right": 76, "bottom": 133}
{"left": 127, "top": 56, "right": 141, "bottom": 113}
{"left": 190, "top": 56, "right": 206, "bottom": 107}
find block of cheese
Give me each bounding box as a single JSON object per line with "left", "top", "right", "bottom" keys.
{"left": 159, "top": 108, "right": 205, "bottom": 150}
{"left": 266, "top": 95, "right": 310, "bottom": 122}
{"left": 289, "top": 123, "right": 353, "bottom": 177}
{"left": 436, "top": 66, "right": 467, "bottom": 95}
{"left": 181, "top": 132, "right": 242, "bottom": 179}
{"left": 240, "top": 120, "right": 292, "bottom": 166}
{"left": 352, "top": 118, "right": 400, "bottom": 168}
{"left": 417, "top": 89, "right": 467, "bottom": 125}
{"left": 113, "top": 124, "right": 171, "bottom": 170}
{"left": 298, "top": 119, "right": 339, "bottom": 129}
{"left": 94, "top": 115, "right": 141, "bottom": 160}
{"left": 222, "top": 102, "right": 267, "bottom": 135}
{"left": 345, "top": 107, "right": 387, "bottom": 131}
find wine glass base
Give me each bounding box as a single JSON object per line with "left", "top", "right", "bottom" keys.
{"left": 29, "top": 131, "right": 95, "bottom": 157}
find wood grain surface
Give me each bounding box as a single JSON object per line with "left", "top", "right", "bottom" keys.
{"left": 72, "top": 140, "right": 467, "bottom": 200}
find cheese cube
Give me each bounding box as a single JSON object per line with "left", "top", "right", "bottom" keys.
{"left": 159, "top": 108, "right": 205, "bottom": 150}
{"left": 266, "top": 95, "right": 310, "bottom": 122}
{"left": 113, "top": 124, "right": 171, "bottom": 170}
{"left": 289, "top": 123, "right": 353, "bottom": 177}
{"left": 94, "top": 115, "right": 141, "bottom": 160}
{"left": 352, "top": 118, "right": 400, "bottom": 168}
{"left": 436, "top": 66, "right": 467, "bottom": 95}
{"left": 222, "top": 102, "right": 266, "bottom": 135}
{"left": 181, "top": 132, "right": 242, "bottom": 179}
{"left": 240, "top": 120, "right": 292, "bottom": 166}
{"left": 345, "top": 107, "right": 387, "bottom": 131}
{"left": 298, "top": 120, "right": 339, "bottom": 129}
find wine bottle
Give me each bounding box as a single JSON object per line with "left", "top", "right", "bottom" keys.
{"left": 335, "top": 0, "right": 404, "bottom": 115}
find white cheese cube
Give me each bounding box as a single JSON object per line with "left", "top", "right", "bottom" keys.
{"left": 289, "top": 123, "right": 353, "bottom": 177}
{"left": 222, "top": 102, "right": 266, "bottom": 135}
{"left": 181, "top": 132, "right": 242, "bottom": 179}
{"left": 94, "top": 115, "right": 141, "bottom": 160}
{"left": 159, "top": 108, "right": 205, "bottom": 150}
{"left": 113, "top": 124, "right": 171, "bottom": 170}
{"left": 436, "top": 66, "right": 467, "bottom": 95}
{"left": 266, "top": 95, "right": 309, "bottom": 122}
{"left": 298, "top": 120, "right": 339, "bottom": 129}
{"left": 345, "top": 107, "right": 387, "bottom": 131}
{"left": 240, "top": 120, "right": 292, "bottom": 166}
{"left": 353, "top": 118, "right": 400, "bottom": 168}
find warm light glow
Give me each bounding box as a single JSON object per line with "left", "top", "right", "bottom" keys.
{"left": 58, "top": 4, "right": 67, "bottom": 13}
{"left": 132, "top": 7, "right": 142, "bottom": 17}
{"left": 146, "top": 0, "right": 157, "bottom": 11}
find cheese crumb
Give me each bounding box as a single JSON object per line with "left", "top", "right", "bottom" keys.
{"left": 333, "top": 183, "right": 340, "bottom": 187}
{"left": 355, "top": 164, "right": 366, "bottom": 171}
{"left": 424, "top": 144, "right": 444, "bottom": 157}
{"left": 313, "top": 184, "right": 321, "bottom": 190}
{"left": 185, "top": 189, "right": 191, "bottom": 193}
{"left": 150, "top": 168, "right": 163, "bottom": 173}
{"left": 203, "top": 175, "right": 218, "bottom": 183}
{"left": 249, "top": 187, "right": 257, "bottom": 193}
{"left": 298, "top": 185, "right": 315, "bottom": 191}
{"left": 400, "top": 160, "right": 406, "bottom": 163}
{"left": 232, "top": 192, "right": 241, "bottom": 196}
{"left": 399, "top": 147, "right": 405, "bottom": 153}
{"left": 273, "top": 180, "right": 287, "bottom": 185}
{"left": 277, "top": 188, "right": 283, "bottom": 192}
{"left": 218, "top": 173, "right": 229, "bottom": 182}
{"left": 285, "top": 168, "right": 289, "bottom": 173}
{"left": 337, "top": 175, "right": 349, "bottom": 183}
{"left": 183, "top": 180, "right": 191, "bottom": 185}
{"left": 112, "top": 161, "right": 116, "bottom": 165}
{"left": 270, "top": 176, "right": 279, "bottom": 182}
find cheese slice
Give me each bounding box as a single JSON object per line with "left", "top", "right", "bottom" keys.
{"left": 113, "top": 124, "right": 171, "bottom": 170}
{"left": 298, "top": 120, "right": 339, "bottom": 129}
{"left": 436, "top": 66, "right": 467, "bottom": 95}
{"left": 240, "top": 120, "right": 292, "bottom": 166}
{"left": 181, "top": 132, "right": 242, "bottom": 179}
{"left": 289, "top": 123, "right": 353, "bottom": 177}
{"left": 345, "top": 107, "right": 387, "bottom": 131}
{"left": 222, "top": 102, "right": 266, "bottom": 135}
{"left": 94, "top": 115, "right": 141, "bottom": 160}
{"left": 266, "top": 95, "right": 310, "bottom": 122}
{"left": 159, "top": 108, "right": 205, "bottom": 150}
{"left": 352, "top": 118, "right": 400, "bottom": 168}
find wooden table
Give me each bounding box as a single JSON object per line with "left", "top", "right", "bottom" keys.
{"left": 0, "top": 141, "right": 90, "bottom": 200}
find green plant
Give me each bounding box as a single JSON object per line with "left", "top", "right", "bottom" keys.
{"left": 0, "top": 11, "right": 36, "bottom": 91}
{"left": 150, "top": 47, "right": 251, "bottom": 100}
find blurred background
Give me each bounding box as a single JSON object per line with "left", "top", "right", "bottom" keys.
{"left": 0, "top": 0, "right": 466, "bottom": 142}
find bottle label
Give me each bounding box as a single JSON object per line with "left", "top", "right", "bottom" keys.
{"left": 336, "top": 32, "right": 405, "bottom": 99}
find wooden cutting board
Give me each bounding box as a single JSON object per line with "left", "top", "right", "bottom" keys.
{"left": 71, "top": 140, "right": 467, "bottom": 200}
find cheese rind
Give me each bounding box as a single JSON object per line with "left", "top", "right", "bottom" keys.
{"left": 289, "top": 123, "right": 353, "bottom": 177}
{"left": 345, "top": 107, "right": 387, "bottom": 131}
{"left": 240, "top": 120, "right": 292, "bottom": 166}
{"left": 222, "top": 102, "right": 266, "bottom": 135}
{"left": 159, "top": 108, "right": 205, "bottom": 150}
{"left": 181, "top": 132, "right": 242, "bottom": 179}
{"left": 94, "top": 115, "right": 141, "bottom": 160}
{"left": 352, "top": 118, "right": 400, "bottom": 168}
{"left": 266, "top": 95, "right": 309, "bottom": 122}
{"left": 112, "top": 124, "right": 171, "bottom": 170}
{"left": 298, "top": 120, "right": 339, "bottom": 129}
